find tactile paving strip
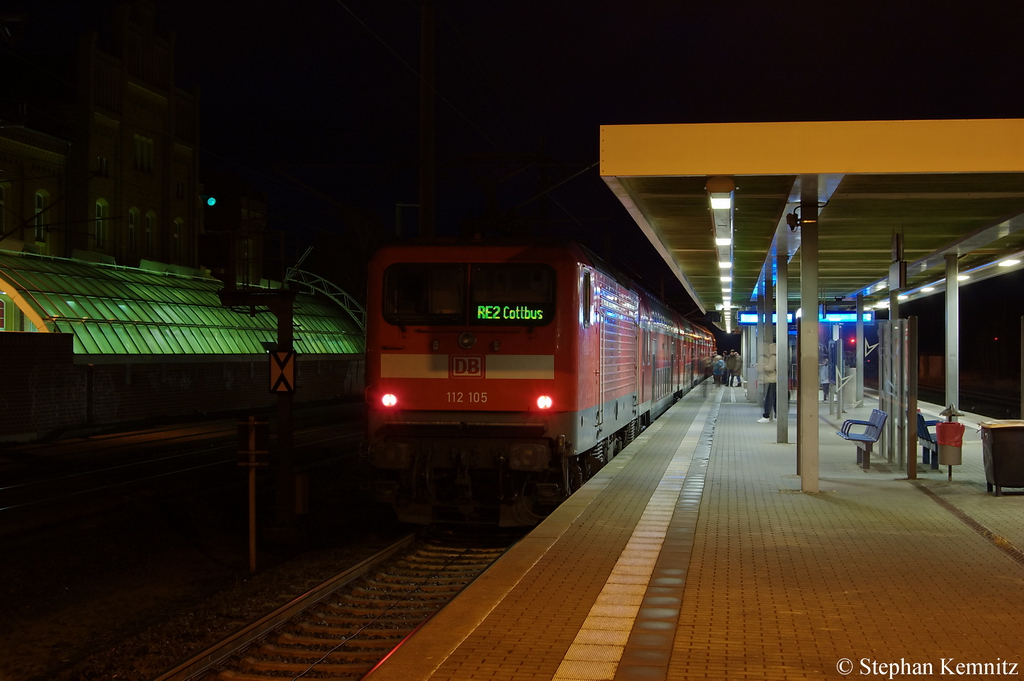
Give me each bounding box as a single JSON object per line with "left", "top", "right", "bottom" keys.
{"left": 553, "top": 391, "right": 720, "bottom": 681}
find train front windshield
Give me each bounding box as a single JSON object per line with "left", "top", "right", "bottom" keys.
{"left": 384, "top": 263, "right": 555, "bottom": 326}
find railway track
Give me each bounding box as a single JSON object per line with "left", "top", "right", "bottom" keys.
{"left": 917, "top": 384, "right": 1020, "bottom": 419}
{"left": 0, "top": 419, "right": 362, "bottom": 528}
{"left": 155, "top": 528, "right": 518, "bottom": 681}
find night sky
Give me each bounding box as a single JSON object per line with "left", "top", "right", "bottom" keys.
{"left": 7, "top": 1, "right": 1024, "bottom": 329}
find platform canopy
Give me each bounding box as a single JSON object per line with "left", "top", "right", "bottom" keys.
{"left": 0, "top": 252, "right": 363, "bottom": 356}
{"left": 601, "top": 119, "right": 1024, "bottom": 324}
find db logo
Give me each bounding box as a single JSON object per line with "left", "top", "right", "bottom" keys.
{"left": 450, "top": 355, "right": 484, "bottom": 378}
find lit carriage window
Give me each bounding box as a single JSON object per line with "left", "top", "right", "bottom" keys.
{"left": 581, "top": 271, "right": 592, "bottom": 327}
{"left": 383, "top": 264, "right": 465, "bottom": 326}
{"left": 470, "top": 263, "right": 555, "bottom": 326}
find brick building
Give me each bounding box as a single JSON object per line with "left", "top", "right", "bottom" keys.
{"left": 0, "top": 2, "right": 365, "bottom": 441}
{"left": 0, "top": 0, "right": 201, "bottom": 270}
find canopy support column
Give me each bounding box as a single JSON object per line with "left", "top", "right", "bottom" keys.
{"left": 776, "top": 225, "right": 789, "bottom": 443}
{"left": 945, "top": 253, "right": 959, "bottom": 409}
{"left": 799, "top": 176, "right": 819, "bottom": 493}
{"left": 856, "top": 293, "right": 865, "bottom": 405}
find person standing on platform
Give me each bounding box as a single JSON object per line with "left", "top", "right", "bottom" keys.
{"left": 756, "top": 343, "right": 777, "bottom": 422}
{"left": 819, "top": 356, "right": 832, "bottom": 402}
{"left": 726, "top": 350, "right": 742, "bottom": 387}
{"left": 712, "top": 354, "right": 725, "bottom": 386}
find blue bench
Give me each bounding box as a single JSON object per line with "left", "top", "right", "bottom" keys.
{"left": 837, "top": 409, "right": 888, "bottom": 470}
{"left": 917, "top": 412, "right": 941, "bottom": 470}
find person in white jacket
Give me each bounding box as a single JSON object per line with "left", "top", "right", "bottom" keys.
{"left": 756, "top": 343, "right": 777, "bottom": 423}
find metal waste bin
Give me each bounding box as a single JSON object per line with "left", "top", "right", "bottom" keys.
{"left": 936, "top": 421, "right": 964, "bottom": 465}
{"left": 979, "top": 420, "right": 1024, "bottom": 496}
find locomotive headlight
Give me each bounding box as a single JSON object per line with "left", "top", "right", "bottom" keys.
{"left": 536, "top": 395, "right": 553, "bottom": 409}
{"left": 458, "top": 332, "right": 476, "bottom": 349}
{"left": 509, "top": 443, "right": 549, "bottom": 471}
{"left": 382, "top": 393, "right": 398, "bottom": 407}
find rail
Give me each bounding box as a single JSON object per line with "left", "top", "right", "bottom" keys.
{"left": 149, "top": 533, "right": 417, "bottom": 681}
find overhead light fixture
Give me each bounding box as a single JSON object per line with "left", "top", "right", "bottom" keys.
{"left": 720, "top": 276, "right": 731, "bottom": 282}
{"left": 715, "top": 237, "right": 732, "bottom": 246}
{"left": 999, "top": 259, "right": 1021, "bottom": 267}
{"left": 718, "top": 261, "right": 731, "bottom": 268}
{"left": 898, "top": 294, "right": 908, "bottom": 300}
{"left": 921, "top": 286, "right": 935, "bottom": 293}
{"left": 706, "top": 176, "right": 735, "bottom": 215}
{"left": 958, "top": 274, "right": 970, "bottom": 281}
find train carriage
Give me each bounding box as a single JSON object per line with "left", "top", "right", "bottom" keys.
{"left": 364, "top": 240, "right": 713, "bottom": 526}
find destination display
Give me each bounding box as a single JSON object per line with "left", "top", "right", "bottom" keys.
{"left": 472, "top": 303, "right": 553, "bottom": 325}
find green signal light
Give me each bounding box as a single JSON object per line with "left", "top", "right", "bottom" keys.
{"left": 205, "top": 196, "right": 217, "bottom": 206}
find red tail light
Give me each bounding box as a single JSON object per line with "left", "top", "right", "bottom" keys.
{"left": 382, "top": 393, "right": 398, "bottom": 407}
{"left": 536, "top": 395, "right": 553, "bottom": 409}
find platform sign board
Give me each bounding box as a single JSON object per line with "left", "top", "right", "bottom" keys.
{"left": 269, "top": 350, "right": 296, "bottom": 393}
{"left": 737, "top": 311, "right": 874, "bottom": 325}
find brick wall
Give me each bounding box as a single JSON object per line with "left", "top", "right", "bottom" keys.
{"left": 0, "top": 332, "right": 365, "bottom": 442}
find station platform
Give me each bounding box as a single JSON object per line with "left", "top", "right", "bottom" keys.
{"left": 365, "top": 384, "right": 1024, "bottom": 681}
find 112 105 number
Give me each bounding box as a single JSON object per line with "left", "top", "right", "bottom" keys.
{"left": 446, "top": 391, "right": 488, "bottom": 403}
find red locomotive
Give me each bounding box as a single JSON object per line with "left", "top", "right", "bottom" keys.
{"left": 364, "top": 240, "right": 714, "bottom": 525}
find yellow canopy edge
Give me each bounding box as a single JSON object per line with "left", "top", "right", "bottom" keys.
{"left": 600, "top": 119, "right": 1024, "bottom": 177}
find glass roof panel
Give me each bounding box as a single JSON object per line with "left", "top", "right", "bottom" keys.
{"left": 0, "top": 253, "right": 364, "bottom": 355}
{"left": 97, "top": 323, "right": 127, "bottom": 353}
{"left": 110, "top": 324, "right": 141, "bottom": 353}
{"left": 75, "top": 325, "right": 102, "bottom": 353}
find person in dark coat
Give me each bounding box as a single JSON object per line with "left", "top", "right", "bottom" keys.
{"left": 756, "top": 343, "right": 777, "bottom": 422}
{"left": 726, "top": 350, "right": 742, "bottom": 387}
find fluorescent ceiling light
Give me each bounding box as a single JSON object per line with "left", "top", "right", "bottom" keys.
{"left": 718, "top": 261, "right": 731, "bottom": 268}
{"left": 921, "top": 286, "right": 935, "bottom": 293}
{"left": 715, "top": 237, "right": 732, "bottom": 246}
{"left": 710, "top": 196, "right": 731, "bottom": 210}
{"left": 999, "top": 259, "right": 1021, "bottom": 267}
{"left": 720, "top": 276, "right": 731, "bottom": 282}
{"left": 898, "top": 294, "right": 908, "bottom": 300}
{"left": 958, "top": 274, "right": 970, "bottom": 281}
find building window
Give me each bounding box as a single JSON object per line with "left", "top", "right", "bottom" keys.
{"left": 34, "top": 192, "right": 47, "bottom": 242}
{"left": 134, "top": 135, "right": 154, "bottom": 172}
{"left": 95, "top": 200, "right": 107, "bottom": 248}
{"left": 0, "top": 185, "right": 5, "bottom": 234}
{"left": 0, "top": 299, "right": 5, "bottom": 330}
{"left": 96, "top": 156, "right": 108, "bottom": 177}
{"left": 145, "top": 212, "right": 154, "bottom": 256}
{"left": 175, "top": 181, "right": 185, "bottom": 200}
{"left": 128, "top": 208, "right": 137, "bottom": 252}
{"left": 172, "top": 218, "right": 182, "bottom": 261}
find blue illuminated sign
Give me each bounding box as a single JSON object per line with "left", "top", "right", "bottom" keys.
{"left": 737, "top": 311, "right": 874, "bottom": 325}
{"left": 738, "top": 312, "right": 794, "bottom": 325}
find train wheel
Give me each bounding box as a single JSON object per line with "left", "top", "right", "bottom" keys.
{"left": 568, "top": 456, "right": 583, "bottom": 492}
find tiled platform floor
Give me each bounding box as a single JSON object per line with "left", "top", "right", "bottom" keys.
{"left": 366, "top": 385, "right": 1024, "bottom": 681}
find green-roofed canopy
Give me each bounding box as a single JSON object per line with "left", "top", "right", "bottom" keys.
{"left": 0, "top": 253, "right": 364, "bottom": 356}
